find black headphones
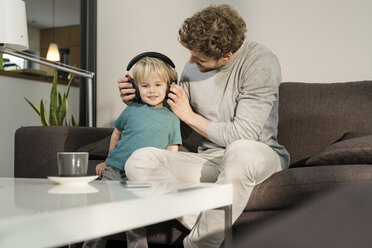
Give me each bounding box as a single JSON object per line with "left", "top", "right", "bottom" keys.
{"left": 125, "top": 52, "right": 177, "bottom": 103}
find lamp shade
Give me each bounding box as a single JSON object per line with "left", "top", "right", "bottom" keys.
{"left": 0, "top": 0, "right": 29, "bottom": 51}
{"left": 46, "top": 43, "right": 60, "bottom": 61}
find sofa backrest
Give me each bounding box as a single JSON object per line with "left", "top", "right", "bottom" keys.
{"left": 278, "top": 81, "right": 372, "bottom": 166}
{"left": 14, "top": 126, "right": 113, "bottom": 178}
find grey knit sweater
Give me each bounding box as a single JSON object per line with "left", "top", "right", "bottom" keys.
{"left": 179, "top": 41, "right": 290, "bottom": 169}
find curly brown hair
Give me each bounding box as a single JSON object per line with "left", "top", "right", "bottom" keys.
{"left": 178, "top": 4, "right": 247, "bottom": 59}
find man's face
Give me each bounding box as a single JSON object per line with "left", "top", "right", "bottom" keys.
{"left": 188, "top": 50, "right": 228, "bottom": 72}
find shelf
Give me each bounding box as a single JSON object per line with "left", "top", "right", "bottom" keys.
{"left": 0, "top": 70, "right": 80, "bottom": 87}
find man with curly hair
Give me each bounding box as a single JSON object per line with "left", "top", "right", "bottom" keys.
{"left": 119, "top": 4, "right": 290, "bottom": 248}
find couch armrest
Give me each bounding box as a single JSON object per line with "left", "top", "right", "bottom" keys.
{"left": 14, "top": 126, "right": 113, "bottom": 178}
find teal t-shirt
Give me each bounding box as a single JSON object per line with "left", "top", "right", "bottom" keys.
{"left": 105, "top": 103, "right": 182, "bottom": 170}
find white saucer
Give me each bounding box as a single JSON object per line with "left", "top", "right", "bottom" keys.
{"left": 48, "top": 175, "right": 98, "bottom": 185}
{"left": 48, "top": 184, "right": 99, "bottom": 194}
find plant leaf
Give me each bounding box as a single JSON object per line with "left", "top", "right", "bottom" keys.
{"left": 71, "top": 115, "right": 76, "bottom": 126}
{"left": 40, "top": 100, "right": 49, "bottom": 126}
{"left": 66, "top": 70, "right": 76, "bottom": 98}
{"left": 58, "top": 92, "right": 62, "bottom": 106}
{"left": 56, "top": 105, "right": 62, "bottom": 125}
{"left": 24, "top": 97, "right": 41, "bottom": 116}
{"left": 49, "top": 70, "right": 58, "bottom": 125}
{"left": 58, "top": 94, "right": 67, "bottom": 125}
{"left": 56, "top": 92, "right": 62, "bottom": 125}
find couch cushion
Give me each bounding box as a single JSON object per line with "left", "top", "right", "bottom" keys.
{"left": 77, "top": 135, "right": 111, "bottom": 159}
{"left": 246, "top": 165, "right": 372, "bottom": 211}
{"left": 237, "top": 180, "right": 372, "bottom": 248}
{"left": 305, "top": 133, "right": 372, "bottom": 166}
{"left": 337, "top": 131, "right": 372, "bottom": 141}
{"left": 278, "top": 81, "right": 372, "bottom": 166}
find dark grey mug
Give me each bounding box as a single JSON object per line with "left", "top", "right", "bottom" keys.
{"left": 57, "top": 152, "right": 89, "bottom": 177}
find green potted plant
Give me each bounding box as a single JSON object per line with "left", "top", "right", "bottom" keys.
{"left": 0, "top": 52, "right": 3, "bottom": 70}
{"left": 24, "top": 69, "right": 78, "bottom": 126}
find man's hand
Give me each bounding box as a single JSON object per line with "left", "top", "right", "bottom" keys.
{"left": 168, "top": 84, "right": 211, "bottom": 138}
{"left": 118, "top": 76, "right": 136, "bottom": 104}
{"left": 167, "top": 84, "right": 194, "bottom": 122}
{"left": 96, "top": 162, "right": 107, "bottom": 179}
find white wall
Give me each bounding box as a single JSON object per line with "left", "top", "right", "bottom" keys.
{"left": 0, "top": 76, "right": 79, "bottom": 177}
{"left": 97, "top": 0, "right": 372, "bottom": 127}
{"left": 27, "top": 25, "right": 40, "bottom": 52}
{"left": 27, "top": 25, "right": 41, "bottom": 70}
{"left": 96, "top": 0, "right": 207, "bottom": 126}
{"left": 241, "top": 0, "right": 372, "bottom": 83}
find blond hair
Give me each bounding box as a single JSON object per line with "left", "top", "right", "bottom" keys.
{"left": 132, "top": 57, "right": 177, "bottom": 86}
{"left": 178, "top": 4, "right": 247, "bottom": 59}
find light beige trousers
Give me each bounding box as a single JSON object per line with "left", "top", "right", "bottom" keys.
{"left": 125, "top": 139, "right": 282, "bottom": 248}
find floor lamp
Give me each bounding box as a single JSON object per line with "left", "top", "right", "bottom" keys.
{"left": 0, "top": 0, "right": 95, "bottom": 127}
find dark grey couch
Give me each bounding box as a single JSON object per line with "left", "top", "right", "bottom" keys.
{"left": 14, "top": 81, "right": 372, "bottom": 246}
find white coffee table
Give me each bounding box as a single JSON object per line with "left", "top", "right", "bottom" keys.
{"left": 0, "top": 177, "right": 233, "bottom": 248}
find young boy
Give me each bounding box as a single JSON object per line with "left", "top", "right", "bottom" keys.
{"left": 83, "top": 55, "right": 181, "bottom": 248}
{"left": 96, "top": 55, "right": 182, "bottom": 180}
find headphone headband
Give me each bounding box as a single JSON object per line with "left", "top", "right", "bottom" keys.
{"left": 126, "top": 51, "right": 176, "bottom": 72}
{"left": 125, "top": 52, "right": 177, "bottom": 103}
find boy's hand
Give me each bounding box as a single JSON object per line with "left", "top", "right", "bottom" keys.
{"left": 96, "top": 162, "right": 107, "bottom": 179}
{"left": 118, "top": 76, "right": 136, "bottom": 104}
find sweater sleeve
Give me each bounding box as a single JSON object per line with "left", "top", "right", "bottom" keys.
{"left": 206, "top": 53, "right": 282, "bottom": 147}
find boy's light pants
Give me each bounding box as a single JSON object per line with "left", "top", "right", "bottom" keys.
{"left": 82, "top": 166, "right": 148, "bottom": 248}
{"left": 125, "top": 139, "right": 282, "bottom": 248}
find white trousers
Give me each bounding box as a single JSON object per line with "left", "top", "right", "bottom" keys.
{"left": 125, "top": 139, "right": 282, "bottom": 248}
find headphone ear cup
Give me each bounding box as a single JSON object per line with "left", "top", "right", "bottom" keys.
{"left": 165, "top": 80, "right": 178, "bottom": 100}
{"left": 165, "top": 84, "right": 170, "bottom": 100}
{"left": 129, "top": 77, "right": 141, "bottom": 103}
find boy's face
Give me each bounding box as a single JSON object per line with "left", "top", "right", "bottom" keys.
{"left": 137, "top": 73, "right": 168, "bottom": 108}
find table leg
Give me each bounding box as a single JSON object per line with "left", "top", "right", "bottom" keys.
{"left": 223, "top": 204, "right": 232, "bottom": 248}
